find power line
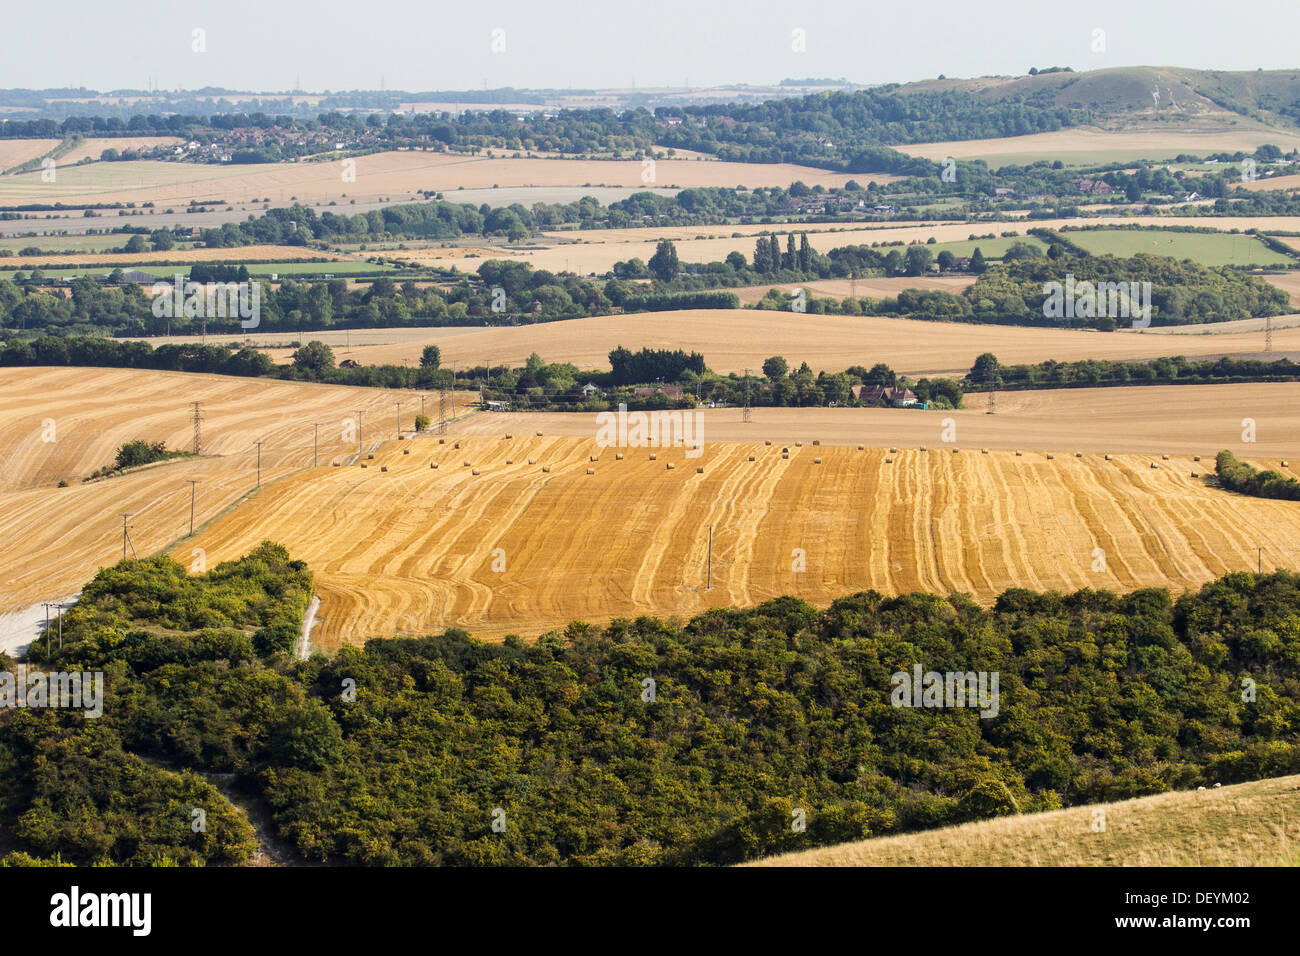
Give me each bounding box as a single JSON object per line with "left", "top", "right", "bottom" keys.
{"left": 742, "top": 368, "right": 751, "bottom": 424}
{"left": 188, "top": 480, "right": 198, "bottom": 536}
{"left": 191, "top": 401, "right": 203, "bottom": 455}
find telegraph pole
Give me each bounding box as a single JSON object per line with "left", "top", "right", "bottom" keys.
{"left": 188, "top": 480, "right": 198, "bottom": 536}
{"left": 120, "top": 513, "right": 136, "bottom": 559}
{"left": 356, "top": 410, "right": 364, "bottom": 453}
{"left": 438, "top": 389, "right": 448, "bottom": 434}
{"left": 987, "top": 388, "right": 997, "bottom": 415}
{"left": 313, "top": 423, "right": 320, "bottom": 468}
{"left": 1258, "top": 546, "right": 1264, "bottom": 574}
{"left": 396, "top": 402, "right": 402, "bottom": 438}
{"left": 451, "top": 361, "right": 457, "bottom": 418}
{"left": 254, "top": 441, "right": 263, "bottom": 488}
{"left": 742, "top": 369, "right": 751, "bottom": 424}
{"left": 1266, "top": 314, "right": 1273, "bottom": 353}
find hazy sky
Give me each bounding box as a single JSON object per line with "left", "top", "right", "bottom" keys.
{"left": 5, "top": 0, "right": 1298, "bottom": 92}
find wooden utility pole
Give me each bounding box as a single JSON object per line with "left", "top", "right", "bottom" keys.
{"left": 254, "top": 441, "right": 263, "bottom": 488}
{"left": 742, "top": 369, "right": 751, "bottom": 424}
{"left": 313, "top": 423, "right": 320, "bottom": 468}
{"left": 188, "top": 480, "right": 198, "bottom": 536}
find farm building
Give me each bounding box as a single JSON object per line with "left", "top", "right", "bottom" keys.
{"left": 852, "top": 385, "right": 919, "bottom": 407}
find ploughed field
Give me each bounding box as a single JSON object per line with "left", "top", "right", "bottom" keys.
{"left": 178, "top": 424, "right": 1300, "bottom": 649}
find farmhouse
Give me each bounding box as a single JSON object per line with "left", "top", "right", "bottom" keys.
{"left": 852, "top": 384, "right": 919, "bottom": 407}
{"left": 633, "top": 385, "right": 685, "bottom": 400}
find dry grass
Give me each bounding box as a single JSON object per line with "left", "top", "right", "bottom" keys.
{"left": 749, "top": 774, "right": 1300, "bottom": 866}
{"left": 2, "top": 244, "right": 352, "bottom": 268}
{"left": 180, "top": 397, "right": 1300, "bottom": 648}
{"left": 900, "top": 124, "right": 1300, "bottom": 165}
{"left": 0, "top": 139, "right": 60, "bottom": 173}
{"left": 0, "top": 151, "right": 868, "bottom": 207}
{"left": 248, "top": 308, "right": 1300, "bottom": 377}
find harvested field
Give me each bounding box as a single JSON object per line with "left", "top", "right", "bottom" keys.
{"left": 1242, "top": 173, "right": 1300, "bottom": 193}
{"left": 181, "top": 385, "right": 1300, "bottom": 647}
{"left": 60, "top": 137, "right": 185, "bottom": 164}
{"left": 0, "top": 244, "right": 354, "bottom": 270}
{"left": 0, "top": 139, "right": 60, "bottom": 173}
{"left": 0, "top": 367, "right": 465, "bottom": 615}
{"left": 246, "top": 308, "right": 1300, "bottom": 377}
{"left": 750, "top": 774, "right": 1300, "bottom": 867}
{"left": 729, "top": 275, "right": 973, "bottom": 305}
{"left": 0, "top": 151, "right": 866, "bottom": 208}
{"left": 900, "top": 125, "right": 1300, "bottom": 166}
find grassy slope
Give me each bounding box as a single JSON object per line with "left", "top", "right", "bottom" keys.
{"left": 749, "top": 774, "right": 1300, "bottom": 866}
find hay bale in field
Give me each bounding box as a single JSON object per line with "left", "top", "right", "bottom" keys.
{"left": 885, "top": 457, "right": 893, "bottom": 463}
{"left": 360, "top": 463, "right": 368, "bottom": 469}
{"left": 472, "top": 469, "right": 480, "bottom": 476}
{"left": 919, "top": 446, "right": 927, "bottom": 452}
{"left": 403, "top": 448, "right": 410, "bottom": 455}
{"left": 589, "top": 455, "right": 599, "bottom": 462}
{"left": 748, "top": 455, "right": 755, "bottom": 462}
{"left": 535, "top": 431, "right": 542, "bottom": 436}
{"left": 1105, "top": 454, "right": 1113, "bottom": 461}
{"left": 795, "top": 441, "right": 803, "bottom": 447}
{"left": 528, "top": 459, "right": 535, "bottom": 465}
{"left": 542, "top": 465, "right": 550, "bottom": 473}
{"left": 1161, "top": 455, "right": 1170, "bottom": 461}
{"left": 1191, "top": 471, "right": 1199, "bottom": 478}
{"left": 1015, "top": 451, "right": 1022, "bottom": 456}
{"left": 696, "top": 466, "right": 704, "bottom": 474}
{"left": 649, "top": 453, "right": 657, "bottom": 461}
{"left": 812, "top": 440, "right": 820, "bottom": 446}
{"left": 1150, "top": 462, "right": 1159, "bottom": 469}
{"left": 952, "top": 448, "right": 960, "bottom": 454}
{"left": 586, "top": 468, "right": 594, "bottom": 475}
{"left": 666, "top": 462, "right": 675, "bottom": 470}
{"left": 782, "top": 447, "right": 790, "bottom": 453}
{"left": 782, "top": 452, "right": 789, "bottom": 459}
{"left": 889, "top": 447, "right": 898, "bottom": 453}
{"left": 505, "top": 433, "right": 512, "bottom": 439}
{"left": 381, "top": 466, "right": 388, "bottom": 472}
{"left": 814, "top": 457, "right": 822, "bottom": 464}
{"left": 1075, "top": 452, "right": 1082, "bottom": 458}
{"left": 506, "top": 459, "right": 514, "bottom": 465}
{"left": 857, "top": 445, "right": 864, "bottom": 450}
{"left": 1046, "top": 454, "right": 1054, "bottom": 460}
{"left": 1193, "top": 456, "right": 1201, "bottom": 462}
{"left": 764, "top": 440, "right": 772, "bottom": 446}
{"left": 463, "top": 461, "right": 472, "bottom": 467}
{"left": 430, "top": 462, "right": 438, "bottom": 469}
{"left": 1283, "top": 460, "right": 1291, "bottom": 468}
{"left": 439, "top": 438, "right": 445, "bottom": 444}
{"left": 367, "top": 453, "right": 375, "bottom": 460}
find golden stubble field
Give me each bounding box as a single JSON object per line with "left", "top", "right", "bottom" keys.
{"left": 242, "top": 308, "right": 1300, "bottom": 377}
{"left": 0, "top": 151, "right": 867, "bottom": 207}
{"left": 180, "top": 383, "right": 1300, "bottom": 649}
{"left": 0, "top": 367, "right": 468, "bottom": 615}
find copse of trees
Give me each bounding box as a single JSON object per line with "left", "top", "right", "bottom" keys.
{"left": 1216, "top": 450, "right": 1300, "bottom": 501}
{"left": 8, "top": 541, "right": 1300, "bottom": 866}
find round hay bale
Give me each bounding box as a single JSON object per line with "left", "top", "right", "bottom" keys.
{"left": 919, "top": 446, "right": 927, "bottom": 452}
{"left": 814, "top": 457, "right": 822, "bottom": 464}
{"left": 586, "top": 468, "right": 594, "bottom": 475}
{"left": 981, "top": 448, "right": 989, "bottom": 454}
{"left": 506, "top": 459, "right": 514, "bottom": 465}
{"left": 528, "top": 459, "right": 536, "bottom": 465}
{"left": 696, "top": 466, "right": 704, "bottom": 474}
{"left": 381, "top": 465, "right": 388, "bottom": 472}
{"left": 1191, "top": 471, "right": 1199, "bottom": 478}
{"left": 1105, "top": 454, "right": 1113, "bottom": 461}
{"left": 1150, "top": 462, "right": 1159, "bottom": 469}
{"left": 649, "top": 453, "right": 657, "bottom": 461}
{"left": 542, "top": 465, "right": 550, "bottom": 473}
{"left": 403, "top": 448, "right": 410, "bottom": 455}
{"left": 952, "top": 448, "right": 960, "bottom": 454}
{"left": 666, "top": 462, "right": 675, "bottom": 470}
{"left": 615, "top": 453, "right": 624, "bottom": 461}
{"left": 889, "top": 447, "right": 898, "bottom": 454}
{"left": 748, "top": 455, "right": 755, "bottom": 462}
{"left": 1193, "top": 456, "right": 1201, "bottom": 462}
{"left": 1075, "top": 452, "right": 1082, "bottom": 458}
{"left": 795, "top": 441, "right": 803, "bottom": 447}
{"left": 1161, "top": 455, "right": 1170, "bottom": 461}
{"left": 782, "top": 453, "right": 789, "bottom": 459}
{"left": 1046, "top": 454, "right": 1054, "bottom": 460}
{"left": 1015, "top": 451, "right": 1022, "bottom": 456}
{"left": 857, "top": 445, "right": 864, "bottom": 450}
{"left": 472, "top": 469, "right": 480, "bottom": 476}
{"left": 885, "top": 457, "right": 893, "bottom": 464}
{"left": 764, "top": 440, "right": 772, "bottom": 446}
{"left": 1283, "top": 460, "right": 1291, "bottom": 468}
{"left": 781, "top": 447, "right": 789, "bottom": 453}
{"left": 463, "top": 461, "right": 472, "bottom": 467}
{"left": 430, "top": 462, "right": 438, "bottom": 469}
{"left": 589, "top": 455, "right": 599, "bottom": 462}
{"left": 812, "top": 440, "right": 820, "bottom": 446}
{"left": 535, "top": 431, "right": 542, "bottom": 436}
{"left": 454, "top": 442, "right": 460, "bottom": 449}
{"left": 438, "top": 438, "right": 445, "bottom": 444}
{"left": 367, "top": 453, "right": 375, "bottom": 460}
{"left": 505, "top": 433, "right": 513, "bottom": 439}
{"left": 360, "top": 463, "right": 368, "bottom": 469}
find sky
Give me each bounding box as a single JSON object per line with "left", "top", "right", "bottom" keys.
{"left": 3, "top": 0, "right": 1298, "bottom": 93}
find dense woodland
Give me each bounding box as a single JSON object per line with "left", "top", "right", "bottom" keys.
{"left": 3, "top": 544, "right": 1298, "bottom": 865}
